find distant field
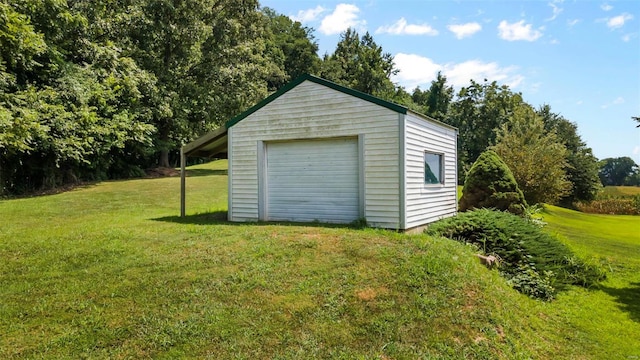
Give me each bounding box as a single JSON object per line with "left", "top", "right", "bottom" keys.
{"left": 601, "top": 186, "right": 640, "bottom": 197}
{"left": 1, "top": 160, "right": 638, "bottom": 359}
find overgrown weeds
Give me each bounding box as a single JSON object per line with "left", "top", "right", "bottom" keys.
{"left": 575, "top": 193, "right": 640, "bottom": 215}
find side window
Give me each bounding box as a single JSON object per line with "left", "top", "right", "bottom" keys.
{"left": 424, "top": 152, "right": 444, "bottom": 185}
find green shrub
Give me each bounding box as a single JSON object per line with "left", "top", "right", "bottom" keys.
{"left": 561, "top": 256, "right": 608, "bottom": 287}
{"left": 459, "top": 150, "right": 527, "bottom": 215}
{"left": 426, "top": 209, "right": 605, "bottom": 299}
{"left": 506, "top": 264, "right": 556, "bottom": 301}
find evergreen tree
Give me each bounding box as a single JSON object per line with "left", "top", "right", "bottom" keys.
{"left": 424, "top": 71, "right": 454, "bottom": 120}
{"left": 459, "top": 150, "right": 527, "bottom": 215}
{"left": 411, "top": 86, "right": 429, "bottom": 114}
{"left": 410, "top": 72, "right": 453, "bottom": 120}
{"left": 320, "top": 28, "right": 397, "bottom": 97}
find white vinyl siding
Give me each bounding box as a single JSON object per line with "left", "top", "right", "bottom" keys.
{"left": 265, "top": 138, "right": 359, "bottom": 223}
{"left": 228, "top": 80, "right": 400, "bottom": 228}
{"left": 404, "top": 112, "right": 458, "bottom": 228}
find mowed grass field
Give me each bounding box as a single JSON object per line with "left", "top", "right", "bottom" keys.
{"left": 1, "top": 160, "right": 639, "bottom": 359}
{"left": 542, "top": 205, "right": 640, "bottom": 356}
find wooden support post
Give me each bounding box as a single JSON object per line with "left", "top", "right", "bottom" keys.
{"left": 180, "top": 147, "right": 186, "bottom": 217}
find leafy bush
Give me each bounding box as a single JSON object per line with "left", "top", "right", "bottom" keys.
{"left": 426, "top": 209, "right": 605, "bottom": 300}
{"left": 459, "top": 150, "right": 527, "bottom": 215}
{"left": 506, "top": 264, "right": 556, "bottom": 301}
{"left": 522, "top": 204, "right": 547, "bottom": 227}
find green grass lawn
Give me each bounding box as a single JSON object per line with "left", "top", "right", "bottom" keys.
{"left": 1, "top": 160, "right": 638, "bottom": 359}
{"left": 542, "top": 205, "right": 640, "bottom": 357}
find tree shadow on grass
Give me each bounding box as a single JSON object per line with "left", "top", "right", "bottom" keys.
{"left": 185, "top": 169, "right": 227, "bottom": 177}
{"left": 1, "top": 182, "right": 98, "bottom": 200}
{"left": 2, "top": 169, "right": 225, "bottom": 200}
{"left": 151, "top": 211, "right": 361, "bottom": 229}
{"left": 153, "top": 211, "right": 230, "bottom": 225}
{"left": 600, "top": 282, "right": 640, "bottom": 322}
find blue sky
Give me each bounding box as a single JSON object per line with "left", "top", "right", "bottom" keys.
{"left": 261, "top": 0, "right": 640, "bottom": 162}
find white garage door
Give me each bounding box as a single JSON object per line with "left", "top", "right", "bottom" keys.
{"left": 266, "top": 138, "right": 360, "bottom": 223}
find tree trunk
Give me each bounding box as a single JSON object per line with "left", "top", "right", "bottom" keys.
{"left": 0, "top": 158, "right": 4, "bottom": 196}
{"left": 159, "top": 148, "right": 170, "bottom": 168}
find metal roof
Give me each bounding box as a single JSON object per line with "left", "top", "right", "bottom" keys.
{"left": 182, "top": 125, "right": 228, "bottom": 158}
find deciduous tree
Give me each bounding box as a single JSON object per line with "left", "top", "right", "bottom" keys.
{"left": 262, "top": 7, "right": 320, "bottom": 89}
{"left": 537, "top": 104, "right": 601, "bottom": 203}
{"left": 448, "top": 80, "right": 524, "bottom": 182}
{"left": 598, "top": 157, "right": 639, "bottom": 186}
{"left": 1, "top": 1, "right": 157, "bottom": 194}
{"left": 127, "top": 0, "right": 283, "bottom": 167}
{"left": 493, "top": 104, "right": 571, "bottom": 205}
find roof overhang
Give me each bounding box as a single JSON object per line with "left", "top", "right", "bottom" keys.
{"left": 182, "top": 125, "right": 228, "bottom": 158}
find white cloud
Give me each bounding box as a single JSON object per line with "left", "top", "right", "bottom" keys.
{"left": 567, "top": 19, "right": 580, "bottom": 27}
{"left": 546, "top": 2, "right": 563, "bottom": 21}
{"left": 392, "top": 53, "right": 524, "bottom": 90}
{"left": 447, "top": 22, "right": 482, "bottom": 39}
{"left": 498, "top": 20, "right": 543, "bottom": 41}
{"left": 290, "top": 6, "right": 326, "bottom": 23}
{"left": 622, "top": 33, "right": 636, "bottom": 42}
{"left": 392, "top": 53, "right": 442, "bottom": 89}
{"left": 319, "top": 4, "right": 366, "bottom": 35}
{"left": 633, "top": 146, "right": 640, "bottom": 156}
{"left": 601, "top": 96, "right": 625, "bottom": 108}
{"left": 576, "top": 100, "right": 583, "bottom": 105}
{"left": 601, "top": 3, "right": 613, "bottom": 11}
{"left": 550, "top": 38, "right": 560, "bottom": 44}
{"left": 375, "top": 18, "right": 438, "bottom": 36}
{"left": 446, "top": 60, "right": 523, "bottom": 88}
{"left": 607, "top": 13, "right": 633, "bottom": 29}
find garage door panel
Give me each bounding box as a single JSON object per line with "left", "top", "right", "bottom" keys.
{"left": 266, "top": 138, "right": 360, "bottom": 223}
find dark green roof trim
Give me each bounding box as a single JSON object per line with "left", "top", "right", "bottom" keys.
{"left": 225, "top": 74, "right": 408, "bottom": 129}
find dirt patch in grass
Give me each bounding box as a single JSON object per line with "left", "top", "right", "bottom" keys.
{"left": 355, "top": 287, "right": 388, "bottom": 301}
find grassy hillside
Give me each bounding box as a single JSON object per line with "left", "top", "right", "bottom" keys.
{"left": 1, "top": 160, "right": 638, "bottom": 359}
{"left": 542, "top": 205, "right": 640, "bottom": 357}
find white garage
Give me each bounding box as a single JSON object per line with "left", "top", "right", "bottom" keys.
{"left": 181, "top": 74, "right": 458, "bottom": 230}
{"left": 264, "top": 138, "right": 360, "bottom": 223}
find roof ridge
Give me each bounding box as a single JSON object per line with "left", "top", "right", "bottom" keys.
{"left": 225, "top": 74, "right": 408, "bottom": 128}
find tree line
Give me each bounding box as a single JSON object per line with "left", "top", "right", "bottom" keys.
{"left": 1, "top": 0, "right": 292, "bottom": 193}
{"left": 0, "top": 0, "right": 630, "bottom": 204}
